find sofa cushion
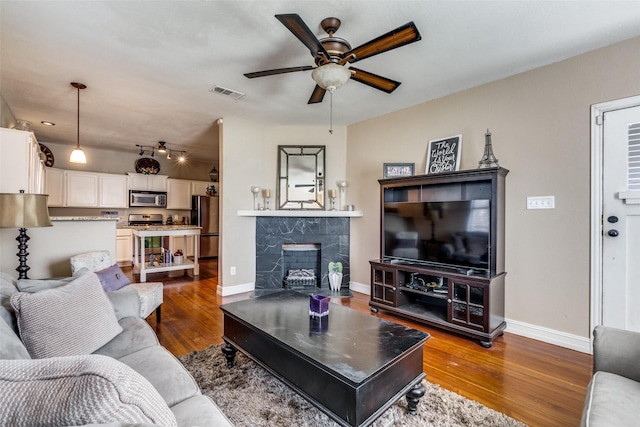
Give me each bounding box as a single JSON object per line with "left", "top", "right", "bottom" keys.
{"left": 95, "top": 263, "right": 131, "bottom": 292}
{"left": 10, "top": 273, "right": 123, "bottom": 358}
{"left": 0, "top": 316, "right": 30, "bottom": 360}
{"left": 581, "top": 371, "right": 640, "bottom": 426}
{"left": 118, "top": 346, "right": 201, "bottom": 407}
{"left": 16, "top": 276, "right": 75, "bottom": 293}
{"left": 171, "top": 395, "right": 234, "bottom": 426}
{"left": 0, "top": 272, "right": 19, "bottom": 331}
{"left": 0, "top": 354, "right": 177, "bottom": 426}
{"left": 94, "top": 316, "right": 159, "bottom": 359}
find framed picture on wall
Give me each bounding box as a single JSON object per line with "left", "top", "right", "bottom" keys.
{"left": 383, "top": 163, "right": 415, "bottom": 178}
{"left": 425, "top": 134, "right": 462, "bottom": 174}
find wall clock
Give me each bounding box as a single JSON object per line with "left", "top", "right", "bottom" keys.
{"left": 39, "top": 143, "right": 54, "bottom": 167}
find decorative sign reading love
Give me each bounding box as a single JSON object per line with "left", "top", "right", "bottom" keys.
{"left": 425, "top": 135, "right": 462, "bottom": 174}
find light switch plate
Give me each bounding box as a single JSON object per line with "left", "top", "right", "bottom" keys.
{"left": 527, "top": 196, "right": 555, "bottom": 209}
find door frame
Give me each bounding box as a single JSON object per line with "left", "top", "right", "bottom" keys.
{"left": 590, "top": 95, "right": 640, "bottom": 341}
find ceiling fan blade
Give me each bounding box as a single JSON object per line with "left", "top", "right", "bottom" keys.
{"left": 343, "top": 21, "right": 421, "bottom": 64}
{"left": 308, "top": 85, "right": 326, "bottom": 104}
{"left": 244, "top": 66, "right": 314, "bottom": 79}
{"left": 276, "top": 14, "right": 330, "bottom": 60}
{"left": 350, "top": 67, "right": 401, "bottom": 93}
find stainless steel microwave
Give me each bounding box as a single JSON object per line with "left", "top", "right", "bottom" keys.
{"left": 129, "top": 191, "right": 167, "bottom": 208}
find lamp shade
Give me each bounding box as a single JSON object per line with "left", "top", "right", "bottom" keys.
{"left": 0, "top": 193, "right": 52, "bottom": 228}
{"left": 69, "top": 147, "right": 87, "bottom": 164}
{"left": 311, "top": 63, "right": 352, "bottom": 92}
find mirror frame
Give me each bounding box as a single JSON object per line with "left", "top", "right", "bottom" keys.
{"left": 277, "top": 145, "right": 325, "bottom": 210}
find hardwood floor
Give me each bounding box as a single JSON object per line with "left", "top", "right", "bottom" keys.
{"left": 126, "top": 259, "right": 592, "bottom": 427}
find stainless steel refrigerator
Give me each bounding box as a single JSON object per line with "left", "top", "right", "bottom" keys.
{"left": 191, "top": 195, "right": 219, "bottom": 258}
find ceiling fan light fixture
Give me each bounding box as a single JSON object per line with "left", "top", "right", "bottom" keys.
{"left": 312, "top": 63, "right": 351, "bottom": 92}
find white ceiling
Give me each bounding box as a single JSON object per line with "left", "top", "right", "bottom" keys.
{"left": 2, "top": 1, "right": 640, "bottom": 164}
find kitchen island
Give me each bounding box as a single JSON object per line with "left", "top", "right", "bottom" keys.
{"left": 130, "top": 225, "right": 201, "bottom": 282}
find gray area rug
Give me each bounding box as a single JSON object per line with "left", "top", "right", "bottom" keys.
{"left": 179, "top": 344, "right": 527, "bottom": 427}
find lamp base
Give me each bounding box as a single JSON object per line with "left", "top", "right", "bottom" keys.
{"left": 15, "top": 228, "right": 31, "bottom": 279}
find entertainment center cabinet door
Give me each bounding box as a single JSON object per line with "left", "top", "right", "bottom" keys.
{"left": 448, "top": 281, "right": 489, "bottom": 332}
{"left": 370, "top": 263, "right": 405, "bottom": 307}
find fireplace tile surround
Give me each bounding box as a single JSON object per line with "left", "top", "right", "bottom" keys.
{"left": 255, "top": 216, "right": 350, "bottom": 292}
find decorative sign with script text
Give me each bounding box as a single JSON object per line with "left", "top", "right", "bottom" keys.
{"left": 425, "top": 135, "right": 462, "bottom": 174}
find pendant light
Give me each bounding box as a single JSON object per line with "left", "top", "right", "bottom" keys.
{"left": 69, "top": 82, "right": 87, "bottom": 164}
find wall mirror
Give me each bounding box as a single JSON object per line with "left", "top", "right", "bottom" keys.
{"left": 277, "top": 145, "right": 325, "bottom": 210}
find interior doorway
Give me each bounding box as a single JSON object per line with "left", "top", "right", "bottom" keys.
{"left": 591, "top": 96, "right": 640, "bottom": 339}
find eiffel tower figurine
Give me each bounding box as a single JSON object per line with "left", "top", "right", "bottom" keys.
{"left": 478, "top": 128, "right": 499, "bottom": 169}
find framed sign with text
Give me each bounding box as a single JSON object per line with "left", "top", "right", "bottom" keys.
{"left": 425, "top": 135, "right": 462, "bottom": 174}
{"left": 383, "top": 163, "right": 415, "bottom": 178}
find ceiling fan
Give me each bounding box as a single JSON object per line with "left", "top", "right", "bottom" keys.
{"left": 244, "top": 14, "right": 421, "bottom": 104}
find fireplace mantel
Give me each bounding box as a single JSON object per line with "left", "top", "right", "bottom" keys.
{"left": 238, "top": 210, "right": 363, "bottom": 218}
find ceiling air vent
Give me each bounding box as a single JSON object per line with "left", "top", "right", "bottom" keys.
{"left": 210, "top": 85, "right": 245, "bottom": 100}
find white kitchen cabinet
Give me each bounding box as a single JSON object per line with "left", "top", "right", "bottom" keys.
{"left": 170, "top": 235, "right": 195, "bottom": 257}
{"left": 45, "top": 168, "right": 65, "bottom": 207}
{"left": 127, "top": 172, "right": 168, "bottom": 191}
{"left": 0, "top": 128, "right": 45, "bottom": 193}
{"left": 191, "top": 180, "right": 211, "bottom": 196}
{"left": 65, "top": 171, "right": 99, "bottom": 207}
{"left": 116, "top": 228, "right": 133, "bottom": 264}
{"left": 167, "top": 178, "right": 192, "bottom": 209}
{"left": 99, "top": 174, "right": 128, "bottom": 208}
{"left": 65, "top": 171, "right": 128, "bottom": 208}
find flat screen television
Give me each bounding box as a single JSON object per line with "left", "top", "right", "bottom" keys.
{"left": 383, "top": 199, "right": 491, "bottom": 273}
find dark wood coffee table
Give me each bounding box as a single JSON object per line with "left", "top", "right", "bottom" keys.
{"left": 221, "top": 290, "right": 429, "bottom": 427}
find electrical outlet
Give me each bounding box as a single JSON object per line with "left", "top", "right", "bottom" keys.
{"left": 527, "top": 196, "right": 555, "bottom": 209}
{"left": 230, "top": 266, "right": 236, "bottom": 276}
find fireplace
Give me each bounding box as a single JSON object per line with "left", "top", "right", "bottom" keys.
{"left": 282, "top": 243, "right": 320, "bottom": 290}
{"left": 255, "top": 217, "right": 350, "bottom": 295}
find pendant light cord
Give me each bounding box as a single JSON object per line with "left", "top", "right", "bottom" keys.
{"left": 329, "top": 90, "right": 334, "bottom": 135}
{"left": 70, "top": 82, "right": 86, "bottom": 149}
{"left": 76, "top": 86, "right": 80, "bottom": 149}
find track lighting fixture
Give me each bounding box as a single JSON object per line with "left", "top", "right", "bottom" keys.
{"left": 136, "top": 142, "right": 186, "bottom": 163}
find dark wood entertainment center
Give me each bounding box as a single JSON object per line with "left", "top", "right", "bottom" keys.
{"left": 369, "top": 167, "right": 508, "bottom": 347}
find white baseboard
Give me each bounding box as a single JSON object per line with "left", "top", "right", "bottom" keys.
{"left": 505, "top": 319, "right": 592, "bottom": 354}
{"left": 350, "top": 281, "right": 370, "bottom": 295}
{"left": 349, "top": 281, "right": 591, "bottom": 354}
{"left": 218, "top": 281, "right": 254, "bottom": 296}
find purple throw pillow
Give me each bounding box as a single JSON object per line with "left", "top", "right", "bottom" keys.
{"left": 95, "top": 264, "right": 131, "bottom": 292}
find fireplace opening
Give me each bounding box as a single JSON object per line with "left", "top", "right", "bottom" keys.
{"left": 283, "top": 243, "right": 320, "bottom": 291}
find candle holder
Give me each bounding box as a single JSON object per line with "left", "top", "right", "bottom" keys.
{"left": 262, "top": 188, "right": 271, "bottom": 211}
{"left": 337, "top": 180, "right": 349, "bottom": 211}
{"left": 328, "top": 189, "right": 337, "bottom": 211}
{"left": 250, "top": 186, "right": 261, "bottom": 210}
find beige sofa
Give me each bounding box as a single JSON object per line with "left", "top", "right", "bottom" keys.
{"left": 0, "top": 271, "right": 232, "bottom": 426}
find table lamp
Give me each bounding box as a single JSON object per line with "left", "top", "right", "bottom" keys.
{"left": 0, "top": 191, "right": 52, "bottom": 279}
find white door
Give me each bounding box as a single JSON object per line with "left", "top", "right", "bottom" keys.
{"left": 602, "top": 105, "right": 640, "bottom": 332}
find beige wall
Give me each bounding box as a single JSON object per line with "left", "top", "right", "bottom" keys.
{"left": 218, "top": 117, "right": 347, "bottom": 292}
{"left": 0, "top": 93, "right": 17, "bottom": 129}
{"left": 0, "top": 219, "right": 116, "bottom": 279}
{"left": 347, "top": 36, "right": 640, "bottom": 338}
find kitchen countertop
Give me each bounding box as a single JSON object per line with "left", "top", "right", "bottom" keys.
{"left": 50, "top": 216, "right": 118, "bottom": 221}
{"left": 118, "top": 224, "right": 201, "bottom": 231}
